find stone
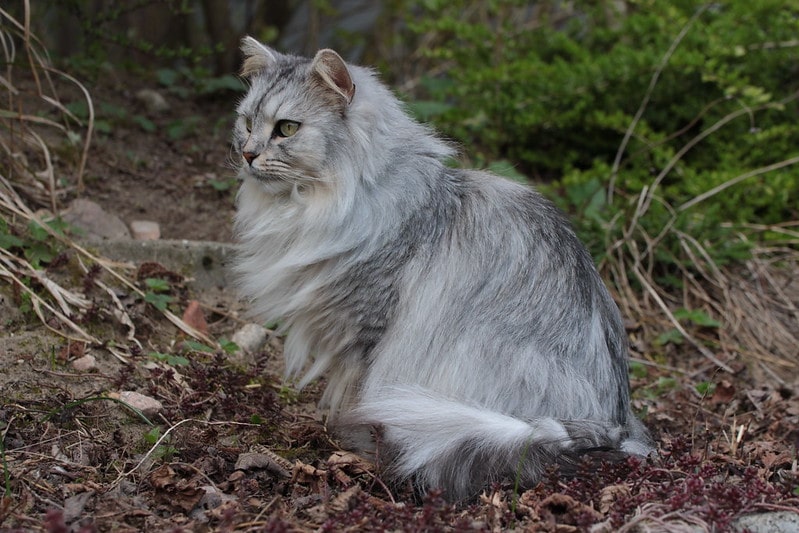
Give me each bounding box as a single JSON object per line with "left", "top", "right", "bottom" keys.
{"left": 71, "top": 354, "right": 97, "bottom": 372}
{"left": 61, "top": 199, "right": 131, "bottom": 240}
{"left": 231, "top": 323, "right": 270, "bottom": 354}
{"left": 130, "top": 220, "right": 161, "bottom": 241}
{"left": 135, "top": 89, "right": 170, "bottom": 113}
{"left": 114, "top": 391, "right": 163, "bottom": 418}
{"left": 733, "top": 511, "right": 799, "bottom": 532}
{"left": 86, "top": 239, "right": 236, "bottom": 291}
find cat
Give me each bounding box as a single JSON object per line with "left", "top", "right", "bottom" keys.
{"left": 232, "top": 36, "right": 653, "bottom": 501}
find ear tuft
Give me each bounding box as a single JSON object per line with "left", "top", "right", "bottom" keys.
{"left": 311, "top": 49, "right": 356, "bottom": 104}
{"left": 240, "top": 36, "right": 278, "bottom": 77}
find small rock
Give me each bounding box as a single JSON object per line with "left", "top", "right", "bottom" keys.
{"left": 733, "top": 511, "right": 799, "bottom": 532}
{"left": 135, "top": 89, "right": 170, "bottom": 113}
{"left": 61, "top": 199, "right": 131, "bottom": 240}
{"left": 130, "top": 220, "right": 161, "bottom": 241}
{"left": 231, "top": 323, "right": 270, "bottom": 355}
{"left": 227, "top": 470, "right": 246, "bottom": 482}
{"left": 114, "top": 391, "right": 163, "bottom": 418}
{"left": 71, "top": 354, "right": 97, "bottom": 372}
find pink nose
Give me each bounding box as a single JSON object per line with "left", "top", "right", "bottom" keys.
{"left": 243, "top": 151, "right": 257, "bottom": 165}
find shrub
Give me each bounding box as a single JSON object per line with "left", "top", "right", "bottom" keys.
{"left": 405, "top": 0, "right": 799, "bottom": 287}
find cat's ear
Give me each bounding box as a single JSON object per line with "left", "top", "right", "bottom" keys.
{"left": 240, "top": 36, "right": 279, "bottom": 78}
{"left": 311, "top": 49, "right": 356, "bottom": 105}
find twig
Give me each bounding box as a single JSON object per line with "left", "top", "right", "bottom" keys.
{"left": 631, "top": 262, "right": 734, "bottom": 373}
{"left": 679, "top": 154, "right": 799, "bottom": 212}
{"left": 608, "top": 4, "right": 710, "bottom": 203}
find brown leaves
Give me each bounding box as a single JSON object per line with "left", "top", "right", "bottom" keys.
{"left": 148, "top": 465, "right": 204, "bottom": 513}
{"left": 181, "top": 300, "right": 208, "bottom": 336}
{"left": 709, "top": 379, "right": 736, "bottom": 404}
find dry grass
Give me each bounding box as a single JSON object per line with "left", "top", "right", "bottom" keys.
{"left": 0, "top": 3, "right": 213, "bottom": 354}
{"left": 1, "top": 1, "right": 93, "bottom": 209}
{"left": 594, "top": 8, "right": 799, "bottom": 379}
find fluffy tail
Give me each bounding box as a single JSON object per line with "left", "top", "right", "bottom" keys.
{"left": 352, "top": 386, "right": 652, "bottom": 500}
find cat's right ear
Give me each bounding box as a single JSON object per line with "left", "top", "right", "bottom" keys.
{"left": 240, "top": 36, "right": 279, "bottom": 78}
{"left": 311, "top": 49, "right": 356, "bottom": 105}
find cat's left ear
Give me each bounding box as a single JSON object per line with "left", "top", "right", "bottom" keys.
{"left": 311, "top": 49, "right": 356, "bottom": 105}
{"left": 240, "top": 36, "right": 279, "bottom": 78}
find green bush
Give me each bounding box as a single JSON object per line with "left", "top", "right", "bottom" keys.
{"left": 405, "top": 0, "right": 799, "bottom": 285}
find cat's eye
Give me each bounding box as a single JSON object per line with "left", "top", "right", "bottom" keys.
{"left": 244, "top": 116, "right": 253, "bottom": 132}
{"left": 275, "top": 120, "right": 300, "bottom": 138}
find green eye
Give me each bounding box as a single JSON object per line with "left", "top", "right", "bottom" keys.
{"left": 244, "top": 116, "right": 253, "bottom": 132}
{"left": 276, "top": 120, "right": 300, "bottom": 138}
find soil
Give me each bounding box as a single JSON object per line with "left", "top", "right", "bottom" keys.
{"left": 81, "top": 76, "right": 239, "bottom": 243}
{"left": 1, "top": 71, "right": 798, "bottom": 532}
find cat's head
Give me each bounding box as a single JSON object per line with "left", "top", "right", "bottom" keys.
{"left": 234, "top": 37, "right": 357, "bottom": 196}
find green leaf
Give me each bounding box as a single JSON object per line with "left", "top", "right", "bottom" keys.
{"left": 144, "top": 292, "right": 173, "bottom": 311}
{"left": 629, "top": 360, "right": 648, "bottom": 379}
{"left": 144, "top": 278, "right": 170, "bottom": 293}
{"left": 182, "top": 340, "right": 214, "bottom": 353}
{"left": 673, "top": 308, "right": 721, "bottom": 328}
{"left": 406, "top": 100, "right": 454, "bottom": 121}
{"left": 655, "top": 329, "right": 684, "bottom": 346}
{"left": 25, "top": 242, "right": 54, "bottom": 267}
{"left": 94, "top": 120, "right": 113, "bottom": 135}
{"left": 0, "top": 233, "right": 24, "bottom": 250}
{"left": 655, "top": 376, "right": 678, "bottom": 393}
{"left": 144, "top": 426, "right": 162, "bottom": 445}
{"left": 695, "top": 381, "right": 717, "bottom": 396}
{"left": 219, "top": 338, "right": 240, "bottom": 355}
{"left": 149, "top": 351, "right": 190, "bottom": 366}
{"left": 27, "top": 221, "right": 50, "bottom": 241}
{"left": 166, "top": 116, "right": 200, "bottom": 140}
{"left": 156, "top": 68, "right": 181, "bottom": 87}
{"left": 209, "top": 178, "right": 234, "bottom": 192}
{"left": 487, "top": 160, "right": 528, "bottom": 183}
{"left": 198, "top": 74, "right": 245, "bottom": 94}
{"left": 133, "top": 115, "right": 157, "bottom": 133}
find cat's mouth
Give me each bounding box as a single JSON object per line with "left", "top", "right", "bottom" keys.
{"left": 245, "top": 159, "right": 320, "bottom": 185}
{"left": 245, "top": 159, "right": 298, "bottom": 182}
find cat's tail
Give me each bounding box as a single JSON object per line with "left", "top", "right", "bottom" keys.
{"left": 351, "top": 385, "right": 653, "bottom": 500}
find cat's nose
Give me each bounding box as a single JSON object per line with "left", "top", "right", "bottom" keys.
{"left": 243, "top": 151, "right": 257, "bottom": 165}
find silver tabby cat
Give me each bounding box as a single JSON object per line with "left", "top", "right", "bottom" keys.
{"left": 233, "top": 37, "right": 653, "bottom": 500}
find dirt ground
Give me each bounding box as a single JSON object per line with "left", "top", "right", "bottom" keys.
{"left": 1, "top": 71, "right": 798, "bottom": 532}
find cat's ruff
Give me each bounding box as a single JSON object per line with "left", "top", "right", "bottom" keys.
{"left": 233, "top": 37, "right": 654, "bottom": 500}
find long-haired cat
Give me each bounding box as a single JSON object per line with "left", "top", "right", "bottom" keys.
{"left": 233, "top": 36, "right": 653, "bottom": 500}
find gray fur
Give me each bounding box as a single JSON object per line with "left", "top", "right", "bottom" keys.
{"left": 233, "top": 38, "right": 654, "bottom": 501}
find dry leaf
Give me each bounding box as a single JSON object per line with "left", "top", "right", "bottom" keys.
{"left": 182, "top": 300, "right": 208, "bottom": 335}
{"left": 711, "top": 380, "right": 736, "bottom": 404}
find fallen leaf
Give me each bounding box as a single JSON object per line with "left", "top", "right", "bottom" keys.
{"left": 235, "top": 451, "right": 291, "bottom": 477}
{"left": 149, "top": 464, "right": 177, "bottom": 490}
{"left": 148, "top": 465, "right": 204, "bottom": 512}
{"left": 57, "top": 341, "right": 85, "bottom": 362}
{"left": 711, "top": 380, "right": 736, "bottom": 404}
{"left": 599, "top": 484, "right": 630, "bottom": 514}
{"left": 328, "top": 485, "right": 362, "bottom": 513}
{"left": 63, "top": 491, "right": 94, "bottom": 523}
{"left": 182, "top": 300, "right": 208, "bottom": 335}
